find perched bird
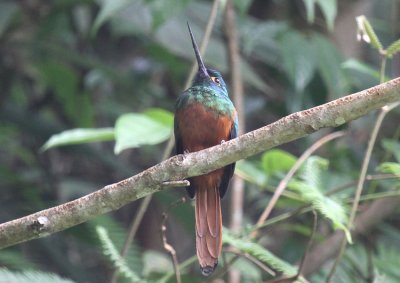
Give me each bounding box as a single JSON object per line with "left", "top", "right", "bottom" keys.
{"left": 174, "top": 23, "right": 238, "bottom": 276}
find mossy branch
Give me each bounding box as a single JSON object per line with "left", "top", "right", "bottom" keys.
{"left": 0, "top": 77, "right": 399, "bottom": 250}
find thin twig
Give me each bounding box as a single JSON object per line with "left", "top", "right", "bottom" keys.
{"left": 366, "top": 173, "right": 400, "bottom": 181}
{"left": 161, "top": 197, "right": 187, "bottom": 283}
{"left": 253, "top": 131, "right": 346, "bottom": 237}
{"left": 297, "top": 211, "right": 318, "bottom": 278}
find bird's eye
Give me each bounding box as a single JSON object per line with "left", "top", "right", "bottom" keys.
{"left": 211, "top": 76, "right": 221, "bottom": 85}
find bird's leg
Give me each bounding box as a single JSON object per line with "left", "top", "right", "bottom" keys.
{"left": 184, "top": 149, "right": 190, "bottom": 155}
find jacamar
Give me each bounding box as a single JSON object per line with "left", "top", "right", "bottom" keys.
{"left": 174, "top": 23, "right": 238, "bottom": 276}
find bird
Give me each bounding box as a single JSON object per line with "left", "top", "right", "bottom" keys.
{"left": 174, "top": 23, "right": 238, "bottom": 277}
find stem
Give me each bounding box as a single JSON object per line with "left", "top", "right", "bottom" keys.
{"left": 253, "top": 131, "right": 345, "bottom": 237}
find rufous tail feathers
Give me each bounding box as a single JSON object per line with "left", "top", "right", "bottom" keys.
{"left": 195, "top": 185, "right": 222, "bottom": 276}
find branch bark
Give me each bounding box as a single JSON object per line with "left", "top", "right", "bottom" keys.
{"left": 0, "top": 77, "right": 399, "bottom": 249}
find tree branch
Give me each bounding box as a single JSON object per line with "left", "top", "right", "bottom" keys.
{"left": 0, "top": 77, "right": 399, "bottom": 249}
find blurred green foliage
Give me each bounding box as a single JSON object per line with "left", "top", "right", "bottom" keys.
{"left": 1, "top": 0, "right": 400, "bottom": 282}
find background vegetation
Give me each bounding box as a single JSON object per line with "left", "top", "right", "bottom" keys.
{"left": 0, "top": 0, "right": 399, "bottom": 282}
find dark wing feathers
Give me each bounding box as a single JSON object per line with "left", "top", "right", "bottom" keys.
{"left": 218, "top": 121, "right": 237, "bottom": 198}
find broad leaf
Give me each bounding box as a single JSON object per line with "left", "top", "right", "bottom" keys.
{"left": 261, "top": 149, "right": 297, "bottom": 176}
{"left": 0, "top": 268, "right": 74, "bottom": 283}
{"left": 114, "top": 108, "right": 173, "bottom": 154}
{"left": 313, "top": 34, "right": 349, "bottom": 98}
{"left": 236, "top": 160, "right": 268, "bottom": 186}
{"left": 376, "top": 162, "right": 400, "bottom": 175}
{"left": 280, "top": 32, "right": 316, "bottom": 93}
{"left": 302, "top": 0, "right": 337, "bottom": 30}
{"left": 41, "top": 128, "right": 115, "bottom": 151}
{"left": 316, "top": 0, "right": 337, "bottom": 31}
{"left": 382, "top": 139, "right": 400, "bottom": 162}
{"left": 341, "top": 59, "right": 385, "bottom": 81}
{"left": 92, "top": 0, "right": 133, "bottom": 34}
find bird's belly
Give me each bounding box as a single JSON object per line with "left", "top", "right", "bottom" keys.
{"left": 177, "top": 102, "right": 233, "bottom": 152}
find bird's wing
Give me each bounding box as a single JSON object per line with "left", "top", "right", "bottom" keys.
{"left": 218, "top": 118, "right": 238, "bottom": 198}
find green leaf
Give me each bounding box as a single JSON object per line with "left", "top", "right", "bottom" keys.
{"left": 41, "top": 128, "right": 115, "bottom": 151}
{"left": 341, "top": 59, "right": 384, "bottom": 81}
{"left": 316, "top": 0, "right": 337, "bottom": 31}
{"left": 386, "top": 38, "right": 400, "bottom": 58}
{"left": 114, "top": 109, "right": 173, "bottom": 154}
{"left": 0, "top": 250, "right": 37, "bottom": 270}
{"left": 223, "top": 232, "right": 298, "bottom": 277}
{"left": 313, "top": 34, "right": 349, "bottom": 98}
{"left": 233, "top": 0, "right": 253, "bottom": 15}
{"left": 382, "top": 139, "right": 400, "bottom": 162}
{"left": 236, "top": 160, "right": 268, "bottom": 186}
{"left": 289, "top": 156, "right": 352, "bottom": 243}
{"left": 142, "top": 250, "right": 173, "bottom": 276}
{"left": 376, "top": 162, "right": 400, "bottom": 175}
{"left": 0, "top": 2, "right": 19, "bottom": 37}
{"left": 96, "top": 226, "right": 141, "bottom": 282}
{"left": 143, "top": 108, "right": 174, "bottom": 127}
{"left": 231, "top": 257, "right": 262, "bottom": 282}
{"left": 39, "top": 62, "right": 93, "bottom": 127}
{"left": 0, "top": 268, "right": 74, "bottom": 283}
{"left": 261, "top": 149, "right": 297, "bottom": 176}
{"left": 92, "top": 0, "right": 133, "bottom": 35}
{"left": 280, "top": 32, "right": 316, "bottom": 93}
{"left": 302, "top": 0, "right": 316, "bottom": 24}
{"left": 302, "top": 0, "right": 337, "bottom": 30}
{"left": 147, "top": 0, "right": 191, "bottom": 30}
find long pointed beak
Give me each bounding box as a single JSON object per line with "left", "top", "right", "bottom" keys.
{"left": 187, "top": 22, "right": 209, "bottom": 78}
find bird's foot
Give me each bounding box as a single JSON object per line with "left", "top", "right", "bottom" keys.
{"left": 220, "top": 140, "right": 226, "bottom": 144}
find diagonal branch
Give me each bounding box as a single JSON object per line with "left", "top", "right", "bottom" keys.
{"left": 0, "top": 77, "right": 399, "bottom": 249}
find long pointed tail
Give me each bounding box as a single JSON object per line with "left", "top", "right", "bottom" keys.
{"left": 195, "top": 185, "right": 222, "bottom": 276}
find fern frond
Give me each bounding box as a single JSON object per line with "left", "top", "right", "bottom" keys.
{"left": 376, "top": 162, "right": 400, "bottom": 175}
{"left": 89, "top": 215, "right": 142, "bottom": 274}
{"left": 356, "top": 15, "right": 383, "bottom": 51}
{"left": 290, "top": 156, "right": 352, "bottom": 243}
{"left": 386, "top": 38, "right": 400, "bottom": 58}
{"left": 96, "top": 226, "right": 142, "bottom": 283}
{"left": 223, "top": 232, "right": 298, "bottom": 277}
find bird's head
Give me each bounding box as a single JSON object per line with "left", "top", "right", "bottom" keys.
{"left": 187, "top": 23, "right": 228, "bottom": 96}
